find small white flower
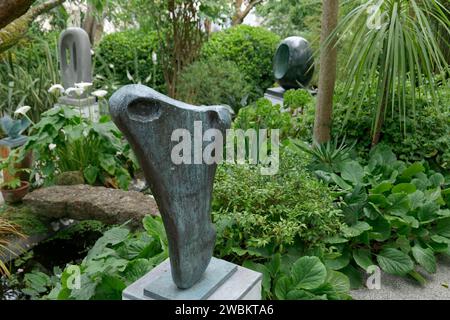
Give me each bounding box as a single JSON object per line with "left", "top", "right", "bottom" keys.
{"left": 14, "top": 105, "right": 31, "bottom": 116}
{"left": 65, "top": 87, "right": 84, "bottom": 97}
{"left": 152, "top": 52, "right": 158, "bottom": 64}
{"left": 75, "top": 82, "right": 93, "bottom": 90}
{"left": 92, "top": 89, "right": 108, "bottom": 98}
{"left": 109, "top": 64, "right": 114, "bottom": 69}
{"left": 90, "top": 49, "right": 95, "bottom": 55}
{"left": 17, "top": 268, "right": 24, "bottom": 273}
{"left": 49, "top": 143, "right": 57, "bottom": 151}
{"left": 126, "top": 70, "right": 133, "bottom": 81}
{"left": 48, "top": 84, "right": 65, "bottom": 94}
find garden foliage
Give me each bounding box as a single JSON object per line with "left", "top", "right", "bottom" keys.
{"left": 22, "top": 106, "right": 138, "bottom": 189}
{"left": 296, "top": 142, "right": 450, "bottom": 286}
{"left": 201, "top": 25, "right": 280, "bottom": 99}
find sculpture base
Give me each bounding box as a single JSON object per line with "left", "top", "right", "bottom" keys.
{"left": 123, "top": 257, "right": 262, "bottom": 300}
{"left": 264, "top": 87, "right": 286, "bottom": 106}
{"left": 58, "top": 96, "right": 96, "bottom": 106}
{"left": 54, "top": 103, "right": 100, "bottom": 123}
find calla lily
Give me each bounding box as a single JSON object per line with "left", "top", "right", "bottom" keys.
{"left": 66, "top": 87, "right": 84, "bottom": 97}
{"left": 49, "top": 143, "right": 57, "bottom": 151}
{"left": 14, "top": 105, "right": 31, "bottom": 116}
{"left": 92, "top": 90, "right": 108, "bottom": 98}
{"left": 48, "top": 84, "right": 65, "bottom": 94}
{"left": 74, "top": 82, "right": 93, "bottom": 90}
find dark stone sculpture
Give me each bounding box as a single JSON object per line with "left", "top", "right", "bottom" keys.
{"left": 109, "top": 85, "right": 232, "bottom": 289}
{"left": 273, "top": 36, "right": 314, "bottom": 90}
{"left": 58, "top": 27, "right": 93, "bottom": 95}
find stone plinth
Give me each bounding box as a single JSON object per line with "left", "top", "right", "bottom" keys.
{"left": 123, "top": 258, "right": 262, "bottom": 300}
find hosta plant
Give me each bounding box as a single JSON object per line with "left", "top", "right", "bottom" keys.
{"left": 306, "top": 144, "right": 450, "bottom": 285}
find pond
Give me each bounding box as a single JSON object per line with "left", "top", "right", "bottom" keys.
{"left": 0, "top": 220, "right": 106, "bottom": 300}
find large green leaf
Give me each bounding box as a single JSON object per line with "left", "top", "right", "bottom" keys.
{"left": 83, "top": 165, "right": 99, "bottom": 185}
{"left": 436, "top": 218, "right": 450, "bottom": 238}
{"left": 342, "top": 221, "right": 372, "bottom": 238}
{"left": 353, "top": 249, "right": 373, "bottom": 271}
{"left": 274, "top": 276, "right": 292, "bottom": 300}
{"left": 400, "top": 163, "right": 425, "bottom": 180}
{"left": 291, "top": 256, "right": 327, "bottom": 290}
{"left": 411, "top": 244, "right": 436, "bottom": 274}
{"left": 376, "top": 248, "right": 414, "bottom": 276}
{"left": 327, "top": 270, "right": 350, "bottom": 294}
{"left": 341, "top": 161, "right": 365, "bottom": 184}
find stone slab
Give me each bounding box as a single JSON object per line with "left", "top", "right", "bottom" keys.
{"left": 143, "top": 258, "right": 237, "bottom": 300}
{"left": 58, "top": 95, "right": 96, "bottom": 106}
{"left": 351, "top": 255, "right": 450, "bottom": 300}
{"left": 123, "top": 258, "right": 262, "bottom": 300}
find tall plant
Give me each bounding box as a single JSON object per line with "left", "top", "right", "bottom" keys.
{"left": 329, "top": 0, "right": 449, "bottom": 146}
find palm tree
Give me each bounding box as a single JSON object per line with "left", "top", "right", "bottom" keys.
{"left": 329, "top": 0, "right": 449, "bottom": 146}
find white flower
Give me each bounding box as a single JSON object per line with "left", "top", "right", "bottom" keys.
{"left": 109, "top": 64, "right": 114, "bottom": 69}
{"left": 92, "top": 89, "right": 108, "bottom": 98}
{"left": 75, "top": 82, "right": 93, "bottom": 90}
{"left": 152, "top": 52, "right": 158, "bottom": 64}
{"left": 14, "top": 105, "right": 31, "bottom": 116}
{"left": 48, "top": 84, "right": 65, "bottom": 94}
{"left": 49, "top": 143, "right": 57, "bottom": 151}
{"left": 65, "top": 87, "right": 84, "bottom": 97}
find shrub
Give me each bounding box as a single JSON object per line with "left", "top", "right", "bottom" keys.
{"left": 176, "top": 56, "right": 252, "bottom": 112}
{"left": 212, "top": 148, "right": 343, "bottom": 262}
{"left": 94, "top": 30, "right": 165, "bottom": 93}
{"left": 201, "top": 25, "right": 280, "bottom": 99}
{"left": 233, "top": 98, "right": 293, "bottom": 141}
{"left": 21, "top": 107, "right": 138, "bottom": 190}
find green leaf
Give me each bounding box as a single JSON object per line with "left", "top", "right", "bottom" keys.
{"left": 370, "top": 181, "right": 393, "bottom": 194}
{"left": 291, "top": 256, "right": 327, "bottom": 290}
{"left": 242, "top": 260, "right": 271, "bottom": 294}
{"left": 411, "top": 244, "right": 436, "bottom": 274}
{"left": 369, "top": 216, "right": 391, "bottom": 241}
{"left": 123, "top": 259, "right": 152, "bottom": 283}
{"left": 342, "top": 221, "right": 372, "bottom": 238}
{"left": 340, "top": 264, "right": 363, "bottom": 290}
{"left": 436, "top": 218, "right": 450, "bottom": 238}
{"left": 353, "top": 249, "right": 373, "bottom": 271}
{"left": 341, "top": 161, "right": 365, "bottom": 184}
{"left": 274, "top": 276, "right": 292, "bottom": 300}
{"left": 100, "top": 154, "right": 117, "bottom": 176}
{"left": 327, "top": 270, "right": 350, "bottom": 294}
{"left": 83, "top": 165, "right": 99, "bottom": 185}
{"left": 324, "top": 249, "right": 350, "bottom": 270}
{"left": 376, "top": 248, "right": 414, "bottom": 276}
{"left": 400, "top": 163, "right": 425, "bottom": 180}
{"left": 392, "top": 183, "right": 417, "bottom": 194}
{"left": 285, "top": 289, "right": 318, "bottom": 300}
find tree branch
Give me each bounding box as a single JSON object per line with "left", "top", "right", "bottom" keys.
{"left": 0, "top": 0, "right": 36, "bottom": 29}
{"left": 0, "top": 0, "right": 64, "bottom": 53}
{"left": 232, "top": 0, "right": 263, "bottom": 25}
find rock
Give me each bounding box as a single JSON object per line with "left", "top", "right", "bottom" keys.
{"left": 23, "top": 185, "right": 159, "bottom": 229}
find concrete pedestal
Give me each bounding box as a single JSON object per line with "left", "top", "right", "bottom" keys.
{"left": 264, "top": 87, "right": 285, "bottom": 106}
{"left": 123, "top": 258, "right": 262, "bottom": 300}
{"left": 55, "top": 102, "right": 100, "bottom": 122}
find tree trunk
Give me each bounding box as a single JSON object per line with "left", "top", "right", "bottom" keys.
{"left": 82, "top": 4, "right": 105, "bottom": 45}
{"left": 313, "top": 0, "right": 339, "bottom": 144}
{"left": 0, "top": 0, "right": 65, "bottom": 54}
{"left": 0, "top": 0, "right": 36, "bottom": 29}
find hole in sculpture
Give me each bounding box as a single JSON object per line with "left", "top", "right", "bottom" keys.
{"left": 127, "top": 98, "right": 162, "bottom": 122}
{"left": 274, "top": 44, "right": 290, "bottom": 80}
{"left": 72, "top": 43, "right": 77, "bottom": 72}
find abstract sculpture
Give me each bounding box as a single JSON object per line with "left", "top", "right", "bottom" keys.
{"left": 273, "top": 36, "right": 314, "bottom": 90}
{"left": 109, "top": 85, "right": 232, "bottom": 290}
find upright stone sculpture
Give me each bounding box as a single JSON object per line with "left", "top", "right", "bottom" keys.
{"left": 109, "top": 85, "right": 232, "bottom": 290}
{"left": 59, "top": 27, "right": 93, "bottom": 94}
{"left": 57, "top": 27, "right": 99, "bottom": 121}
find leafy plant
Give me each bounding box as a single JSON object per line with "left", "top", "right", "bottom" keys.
{"left": 306, "top": 144, "right": 450, "bottom": 286}
{"left": 233, "top": 98, "right": 293, "bottom": 141}
{"left": 329, "top": 0, "right": 450, "bottom": 145}
{"left": 0, "top": 115, "right": 31, "bottom": 139}
{"left": 20, "top": 106, "right": 137, "bottom": 189}
{"left": 213, "top": 148, "right": 343, "bottom": 263}
{"left": 201, "top": 25, "right": 280, "bottom": 99}
{"left": 47, "top": 216, "right": 168, "bottom": 300}
{"left": 283, "top": 89, "right": 313, "bottom": 114}
{"left": 176, "top": 56, "right": 252, "bottom": 113}
{"left": 0, "top": 34, "right": 60, "bottom": 122}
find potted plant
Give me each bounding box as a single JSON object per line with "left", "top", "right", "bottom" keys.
{"left": 0, "top": 107, "right": 33, "bottom": 182}
{"left": 0, "top": 160, "right": 30, "bottom": 204}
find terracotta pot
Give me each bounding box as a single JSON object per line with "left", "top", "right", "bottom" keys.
{"left": 0, "top": 181, "right": 30, "bottom": 204}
